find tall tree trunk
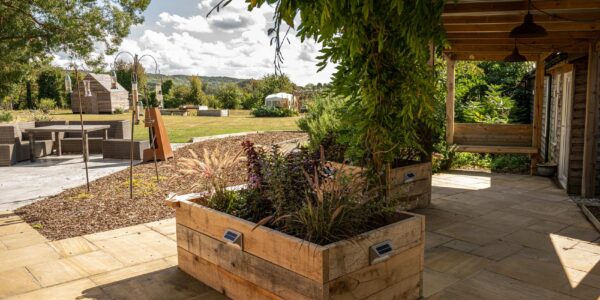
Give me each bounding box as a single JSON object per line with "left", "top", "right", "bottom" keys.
{"left": 26, "top": 80, "right": 33, "bottom": 109}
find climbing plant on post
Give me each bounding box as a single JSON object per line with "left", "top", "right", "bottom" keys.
{"left": 218, "top": 0, "right": 446, "bottom": 186}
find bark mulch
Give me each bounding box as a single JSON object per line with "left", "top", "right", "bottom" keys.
{"left": 15, "top": 131, "right": 306, "bottom": 240}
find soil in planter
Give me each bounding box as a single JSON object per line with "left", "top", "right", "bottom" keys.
{"left": 188, "top": 193, "right": 412, "bottom": 246}
{"left": 190, "top": 185, "right": 406, "bottom": 246}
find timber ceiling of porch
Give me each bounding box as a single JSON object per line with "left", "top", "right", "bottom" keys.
{"left": 443, "top": 0, "right": 600, "bottom": 60}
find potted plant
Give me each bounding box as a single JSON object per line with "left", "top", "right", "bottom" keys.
{"left": 167, "top": 143, "right": 425, "bottom": 299}
{"left": 536, "top": 162, "right": 557, "bottom": 177}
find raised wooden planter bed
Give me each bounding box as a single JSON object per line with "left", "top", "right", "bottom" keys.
{"left": 160, "top": 109, "right": 188, "bottom": 116}
{"left": 330, "top": 161, "right": 432, "bottom": 210}
{"left": 197, "top": 109, "right": 229, "bottom": 117}
{"left": 387, "top": 162, "right": 432, "bottom": 210}
{"left": 167, "top": 196, "right": 425, "bottom": 299}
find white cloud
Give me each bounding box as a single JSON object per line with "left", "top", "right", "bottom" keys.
{"left": 157, "top": 12, "right": 211, "bottom": 33}
{"left": 80, "top": 1, "right": 335, "bottom": 85}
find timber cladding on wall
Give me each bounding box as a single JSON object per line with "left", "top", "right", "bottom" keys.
{"left": 545, "top": 58, "right": 587, "bottom": 195}
{"left": 595, "top": 52, "right": 600, "bottom": 195}
{"left": 567, "top": 57, "right": 588, "bottom": 194}
{"left": 548, "top": 71, "right": 561, "bottom": 164}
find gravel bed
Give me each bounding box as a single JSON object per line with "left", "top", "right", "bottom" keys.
{"left": 15, "top": 131, "right": 306, "bottom": 240}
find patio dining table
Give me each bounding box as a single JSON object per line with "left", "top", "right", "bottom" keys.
{"left": 24, "top": 125, "right": 110, "bottom": 162}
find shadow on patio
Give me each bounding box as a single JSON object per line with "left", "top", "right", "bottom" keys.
{"left": 78, "top": 266, "right": 225, "bottom": 300}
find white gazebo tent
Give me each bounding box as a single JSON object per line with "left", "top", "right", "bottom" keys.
{"left": 265, "top": 92, "right": 296, "bottom": 109}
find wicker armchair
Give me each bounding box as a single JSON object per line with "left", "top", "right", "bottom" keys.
{"left": 0, "top": 123, "right": 53, "bottom": 166}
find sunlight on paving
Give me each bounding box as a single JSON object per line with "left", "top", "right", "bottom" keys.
{"left": 551, "top": 233, "right": 600, "bottom": 289}
{"left": 432, "top": 176, "right": 491, "bottom": 190}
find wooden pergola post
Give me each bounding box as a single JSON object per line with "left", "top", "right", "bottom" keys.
{"left": 582, "top": 40, "right": 599, "bottom": 197}
{"left": 531, "top": 55, "right": 545, "bottom": 174}
{"left": 446, "top": 57, "right": 455, "bottom": 145}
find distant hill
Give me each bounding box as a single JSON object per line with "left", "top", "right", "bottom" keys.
{"left": 146, "top": 74, "right": 247, "bottom": 89}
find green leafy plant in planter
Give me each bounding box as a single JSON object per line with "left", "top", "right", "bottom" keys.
{"left": 178, "top": 147, "right": 249, "bottom": 216}
{"left": 170, "top": 140, "right": 425, "bottom": 299}
{"left": 297, "top": 93, "right": 350, "bottom": 162}
{"left": 177, "top": 141, "right": 396, "bottom": 245}
{"left": 233, "top": 0, "right": 445, "bottom": 188}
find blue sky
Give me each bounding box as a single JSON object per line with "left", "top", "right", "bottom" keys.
{"left": 62, "top": 0, "right": 335, "bottom": 86}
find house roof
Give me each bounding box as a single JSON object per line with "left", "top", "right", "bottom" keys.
{"left": 85, "top": 73, "right": 128, "bottom": 93}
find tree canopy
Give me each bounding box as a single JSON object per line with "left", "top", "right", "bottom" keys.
{"left": 37, "top": 67, "right": 65, "bottom": 106}
{"left": 454, "top": 61, "right": 534, "bottom": 124}
{"left": 187, "top": 76, "right": 207, "bottom": 105}
{"left": 216, "top": 83, "right": 242, "bottom": 109}
{"left": 0, "top": 0, "right": 150, "bottom": 100}
{"left": 114, "top": 60, "right": 147, "bottom": 94}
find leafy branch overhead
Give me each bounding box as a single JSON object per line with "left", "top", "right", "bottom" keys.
{"left": 0, "top": 0, "right": 150, "bottom": 99}
{"left": 0, "top": 0, "right": 149, "bottom": 56}
{"left": 214, "top": 0, "right": 446, "bottom": 178}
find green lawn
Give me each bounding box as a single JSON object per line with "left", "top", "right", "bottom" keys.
{"left": 8, "top": 109, "right": 301, "bottom": 143}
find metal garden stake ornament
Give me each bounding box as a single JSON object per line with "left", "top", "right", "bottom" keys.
{"left": 65, "top": 63, "right": 91, "bottom": 192}
{"left": 112, "top": 52, "right": 161, "bottom": 199}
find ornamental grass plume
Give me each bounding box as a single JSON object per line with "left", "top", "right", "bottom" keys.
{"left": 178, "top": 147, "right": 244, "bottom": 197}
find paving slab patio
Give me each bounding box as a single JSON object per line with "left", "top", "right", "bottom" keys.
{"left": 0, "top": 170, "right": 599, "bottom": 299}
{"left": 0, "top": 154, "right": 141, "bottom": 211}
{"left": 0, "top": 210, "right": 226, "bottom": 299}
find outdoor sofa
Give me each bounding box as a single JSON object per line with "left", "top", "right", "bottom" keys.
{"left": 0, "top": 121, "right": 66, "bottom": 166}
{"left": 61, "top": 120, "right": 131, "bottom": 154}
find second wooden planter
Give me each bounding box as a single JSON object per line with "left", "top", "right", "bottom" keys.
{"left": 330, "top": 161, "right": 432, "bottom": 210}
{"left": 387, "top": 162, "right": 432, "bottom": 210}
{"left": 167, "top": 196, "right": 425, "bottom": 300}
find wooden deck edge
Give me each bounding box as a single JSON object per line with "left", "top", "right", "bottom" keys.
{"left": 580, "top": 204, "right": 600, "bottom": 233}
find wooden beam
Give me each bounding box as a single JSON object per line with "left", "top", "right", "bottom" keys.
{"left": 455, "top": 145, "right": 538, "bottom": 154}
{"left": 447, "top": 31, "right": 600, "bottom": 40}
{"left": 444, "top": 1, "right": 600, "bottom": 15}
{"left": 582, "top": 41, "right": 599, "bottom": 197}
{"left": 531, "top": 56, "right": 546, "bottom": 174}
{"left": 448, "top": 38, "right": 589, "bottom": 45}
{"left": 446, "top": 43, "right": 588, "bottom": 54}
{"left": 445, "top": 23, "right": 600, "bottom": 33}
{"left": 446, "top": 58, "right": 455, "bottom": 145}
{"left": 443, "top": 12, "right": 600, "bottom": 24}
{"left": 448, "top": 53, "right": 539, "bottom": 61}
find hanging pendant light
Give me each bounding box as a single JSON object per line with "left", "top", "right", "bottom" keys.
{"left": 504, "top": 40, "right": 527, "bottom": 62}
{"left": 510, "top": 0, "right": 547, "bottom": 38}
